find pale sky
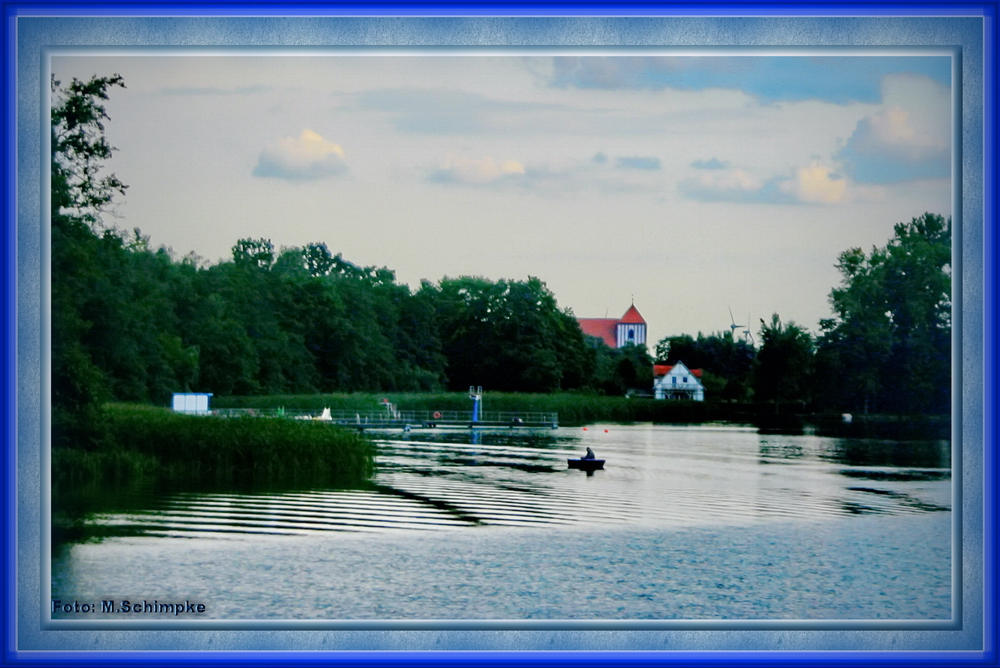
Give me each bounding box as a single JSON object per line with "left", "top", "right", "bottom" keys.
{"left": 51, "top": 52, "right": 953, "bottom": 347}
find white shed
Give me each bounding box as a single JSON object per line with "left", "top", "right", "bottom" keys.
{"left": 171, "top": 393, "right": 213, "bottom": 414}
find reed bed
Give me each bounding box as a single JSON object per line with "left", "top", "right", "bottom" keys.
{"left": 52, "top": 403, "right": 375, "bottom": 487}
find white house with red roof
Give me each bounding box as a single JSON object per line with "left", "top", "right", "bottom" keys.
{"left": 577, "top": 304, "right": 647, "bottom": 349}
{"left": 653, "top": 361, "right": 705, "bottom": 401}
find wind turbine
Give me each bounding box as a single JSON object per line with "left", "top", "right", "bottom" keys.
{"left": 728, "top": 307, "right": 745, "bottom": 341}
{"left": 743, "top": 311, "right": 755, "bottom": 346}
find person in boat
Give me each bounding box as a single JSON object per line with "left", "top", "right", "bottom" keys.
{"left": 583, "top": 447, "right": 596, "bottom": 460}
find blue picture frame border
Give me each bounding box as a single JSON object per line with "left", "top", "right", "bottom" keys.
{"left": 5, "top": 3, "right": 995, "bottom": 665}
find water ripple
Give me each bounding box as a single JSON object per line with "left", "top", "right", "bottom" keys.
{"left": 82, "top": 427, "right": 950, "bottom": 539}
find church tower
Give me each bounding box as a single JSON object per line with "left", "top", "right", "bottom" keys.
{"left": 616, "top": 304, "right": 647, "bottom": 348}
{"left": 577, "top": 302, "right": 649, "bottom": 349}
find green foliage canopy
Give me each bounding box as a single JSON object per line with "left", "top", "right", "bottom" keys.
{"left": 50, "top": 74, "right": 128, "bottom": 230}
{"left": 754, "top": 314, "right": 814, "bottom": 407}
{"left": 816, "top": 213, "right": 951, "bottom": 414}
{"left": 431, "top": 276, "right": 592, "bottom": 393}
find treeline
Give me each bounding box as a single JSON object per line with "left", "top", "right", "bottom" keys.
{"left": 55, "top": 228, "right": 629, "bottom": 403}
{"left": 654, "top": 212, "right": 951, "bottom": 416}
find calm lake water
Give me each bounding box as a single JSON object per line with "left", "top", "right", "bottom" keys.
{"left": 51, "top": 423, "right": 952, "bottom": 620}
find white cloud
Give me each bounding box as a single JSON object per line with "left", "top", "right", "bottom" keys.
{"left": 836, "top": 99, "right": 950, "bottom": 183}
{"left": 698, "top": 168, "right": 760, "bottom": 192}
{"left": 429, "top": 154, "right": 527, "bottom": 185}
{"left": 679, "top": 168, "right": 767, "bottom": 202}
{"left": 681, "top": 161, "right": 883, "bottom": 205}
{"left": 780, "top": 163, "right": 847, "bottom": 204}
{"left": 848, "top": 105, "right": 947, "bottom": 161}
{"left": 425, "top": 151, "right": 668, "bottom": 196}
{"left": 252, "top": 129, "right": 349, "bottom": 181}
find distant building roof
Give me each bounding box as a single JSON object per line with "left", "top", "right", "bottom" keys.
{"left": 619, "top": 304, "right": 646, "bottom": 324}
{"left": 654, "top": 364, "right": 703, "bottom": 378}
{"left": 576, "top": 304, "right": 648, "bottom": 348}
{"left": 578, "top": 318, "right": 619, "bottom": 348}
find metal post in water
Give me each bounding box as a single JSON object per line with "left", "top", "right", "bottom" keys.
{"left": 469, "top": 386, "right": 482, "bottom": 425}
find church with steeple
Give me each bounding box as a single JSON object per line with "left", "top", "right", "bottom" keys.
{"left": 576, "top": 303, "right": 648, "bottom": 349}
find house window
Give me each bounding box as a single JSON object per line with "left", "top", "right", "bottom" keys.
{"left": 672, "top": 377, "right": 677, "bottom": 384}
{"left": 683, "top": 377, "right": 688, "bottom": 382}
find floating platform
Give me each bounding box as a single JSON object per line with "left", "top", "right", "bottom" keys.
{"left": 212, "top": 408, "right": 558, "bottom": 430}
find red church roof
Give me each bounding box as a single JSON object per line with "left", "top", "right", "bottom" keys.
{"left": 619, "top": 304, "right": 646, "bottom": 324}
{"left": 576, "top": 304, "right": 648, "bottom": 348}
{"left": 577, "top": 318, "right": 618, "bottom": 348}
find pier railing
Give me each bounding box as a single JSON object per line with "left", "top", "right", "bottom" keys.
{"left": 209, "top": 408, "right": 558, "bottom": 427}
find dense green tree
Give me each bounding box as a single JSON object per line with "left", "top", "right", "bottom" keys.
{"left": 816, "top": 213, "right": 951, "bottom": 414}
{"left": 754, "top": 314, "right": 814, "bottom": 408}
{"left": 584, "top": 339, "right": 622, "bottom": 395}
{"left": 81, "top": 237, "right": 197, "bottom": 403}
{"left": 231, "top": 237, "right": 274, "bottom": 270}
{"left": 551, "top": 311, "right": 595, "bottom": 391}
{"left": 616, "top": 343, "right": 655, "bottom": 394}
{"left": 303, "top": 242, "right": 335, "bottom": 277}
{"left": 50, "top": 214, "right": 107, "bottom": 420}
{"left": 432, "top": 276, "right": 592, "bottom": 393}
{"left": 582, "top": 339, "right": 653, "bottom": 396}
{"left": 182, "top": 291, "right": 260, "bottom": 395}
{"left": 395, "top": 282, "right": 448, "bottom": 390}
{"left": 50, "top": 73, "right": 127, "bottom": 230}
{"left": 50, "top": 74, "right": 128, "bottom": 447}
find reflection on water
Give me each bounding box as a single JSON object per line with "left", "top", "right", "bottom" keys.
{"left": 67, "top": 424, "right": 951, "bottom": 540}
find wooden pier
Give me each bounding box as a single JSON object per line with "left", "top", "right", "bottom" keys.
{"left": 211, "top": 408, "right": 559, "bottom": 430}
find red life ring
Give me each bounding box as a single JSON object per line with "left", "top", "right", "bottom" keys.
{"left": 433, "top": 411, "right": 442, "bottom": 419}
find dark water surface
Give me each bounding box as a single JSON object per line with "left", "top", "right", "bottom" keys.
{"left": 51, "top": 424, "right": 952, "bottom": 620}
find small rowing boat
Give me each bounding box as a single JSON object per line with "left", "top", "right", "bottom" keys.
{"left": 567, "top": 458, "right": 605, "bottom": 471}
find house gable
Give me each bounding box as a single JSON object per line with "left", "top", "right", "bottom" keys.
{"left": 654, "top": 362, "right": 703, "bottom": 379}
{"left": 653, "top": 360, "right": 705, "bottom": 400}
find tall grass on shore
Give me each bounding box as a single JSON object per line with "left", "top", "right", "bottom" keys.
{"left": 52, "top": 404, "right": 376, "bottom": 546}
{"left": 52, "top": 403, "right": 375, "bottom": 487}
